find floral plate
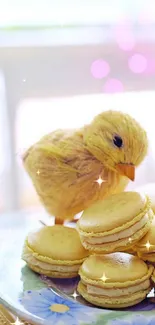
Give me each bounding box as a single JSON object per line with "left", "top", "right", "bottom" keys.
{"left": 0, "top": 210, "right": 155, "bottom": 325}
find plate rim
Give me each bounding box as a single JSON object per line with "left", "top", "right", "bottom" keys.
{"left": 0, "top": 210, "right": 155, "bottom": 324}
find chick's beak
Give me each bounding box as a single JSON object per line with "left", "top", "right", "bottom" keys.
{"left": 116, "top": 163, "right": 135, "bottom": 181}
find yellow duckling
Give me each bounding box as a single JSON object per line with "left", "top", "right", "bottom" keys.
{"left": 23, "top": 110, "right": 148, "bottom": 224}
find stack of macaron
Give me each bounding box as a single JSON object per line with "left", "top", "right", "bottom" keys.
{"left": 22, "top": 188, "right": 155, "bottom": 309}
{"left": 75, "top": 191, "right": 155, "bottom": 308}
{"left": 77, "top": 191, "right": 153, "bottom": 253}
{"left": 131, "top": 183, "right": 155, "bottom": 293}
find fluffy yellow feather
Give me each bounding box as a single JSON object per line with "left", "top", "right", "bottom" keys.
{"left": 23, "top": 110, "right": 148, "bottom": 224}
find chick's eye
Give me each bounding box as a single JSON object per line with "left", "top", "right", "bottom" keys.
{"left": 113, "top": 135, "right": 123, "bottom": 148}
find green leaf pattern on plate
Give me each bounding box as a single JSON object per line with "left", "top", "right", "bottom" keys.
{"left": 21, "top": 266, "right": 47, "bottom": 291}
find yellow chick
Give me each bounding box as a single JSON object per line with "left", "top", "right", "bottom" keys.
{"left": 23, "top": 110, "right": 148, "bottom": 224}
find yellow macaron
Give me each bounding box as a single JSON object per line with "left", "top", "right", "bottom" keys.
{"left": 77, "top": 253, "right": 153, "bottom": 309}
{"left": 151, "top": 269, "right": 155, "bottom": 287}
{"left": 135, "top": 183, "right": 155, "bottom": 213}
{"left": 22, "top": 225, "right": 89, "bottom": 278}
{"left": 134, "top": 218, "right": 155, "bottom": 263}
{"left": 77, "top": 191, "right": 153, "bottom": 253}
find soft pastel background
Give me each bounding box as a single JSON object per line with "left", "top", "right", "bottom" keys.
{"left": 0, "top": 0, "right": 155, "bottom": 215}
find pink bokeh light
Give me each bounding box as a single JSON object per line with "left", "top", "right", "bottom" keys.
{"left": 91, "top": 59, "right": 110, "bottom": 79}
{"left": 128, "top": 54, "right": 148, "bottom": 74}
{"left": 103, "top": 78, "right": 124, "bottom": 93}
{"left": 115, "top": 23, "right": 135, "bottom": 51}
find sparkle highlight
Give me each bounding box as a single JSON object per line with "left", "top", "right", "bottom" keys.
{"left": 11, "top": 317, "right": 24, "bottom": 325}
{"left": 100, "top": 273, "right": 109, "bottom": 283}
{"left": 71, "top": 291, "right": 79, "bottom": 299}
{"left": 95, "top": 176, "right": 106, "bottom": 186}
{"left": 145, "top": 241, "right": 153, "bottom": 250}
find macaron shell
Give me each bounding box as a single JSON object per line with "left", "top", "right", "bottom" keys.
{"left": 80, "top": 213, "right": 152, "bottom": 253}
{"left": 137, "top": 252, "right": 155, "bottom": 263}
{"left": 79, "top": 253, "right": 150, "bottom": 285}
{"left": 27, "top": 225, "right": 88, "bottom": 261}
{"left": 77, "top": 281, "right": 151, "bottom": 309}
{"left": 135, "top": 183, "right": 155, "bottom": 213}
{"left": 27, "top": 262, "right": 78, "bottom": 278}
{"left": 78, "top": 192, "right": 146, "bottom": 233}
{"left": 151, "top": 269, "right": 155, "bottom": 284}
{"left": 122, "top": 247, "right": 137, "bottom": 255}
{"left": 23, "top": 239, "right": 87, "bottom": 266}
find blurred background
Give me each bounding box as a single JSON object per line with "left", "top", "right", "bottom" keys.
{"left": 0, "top": 0, "right": 155, "bottom": 214}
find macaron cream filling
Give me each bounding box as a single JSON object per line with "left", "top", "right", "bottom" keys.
{"left": 78, "top": 281, "right": 152, "bottom": 308}
{"left": 85, "top": 278, "right": 150, "bottom": 297}
{"left": 22, "top": 246, "right": 81, "bottom": 272}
